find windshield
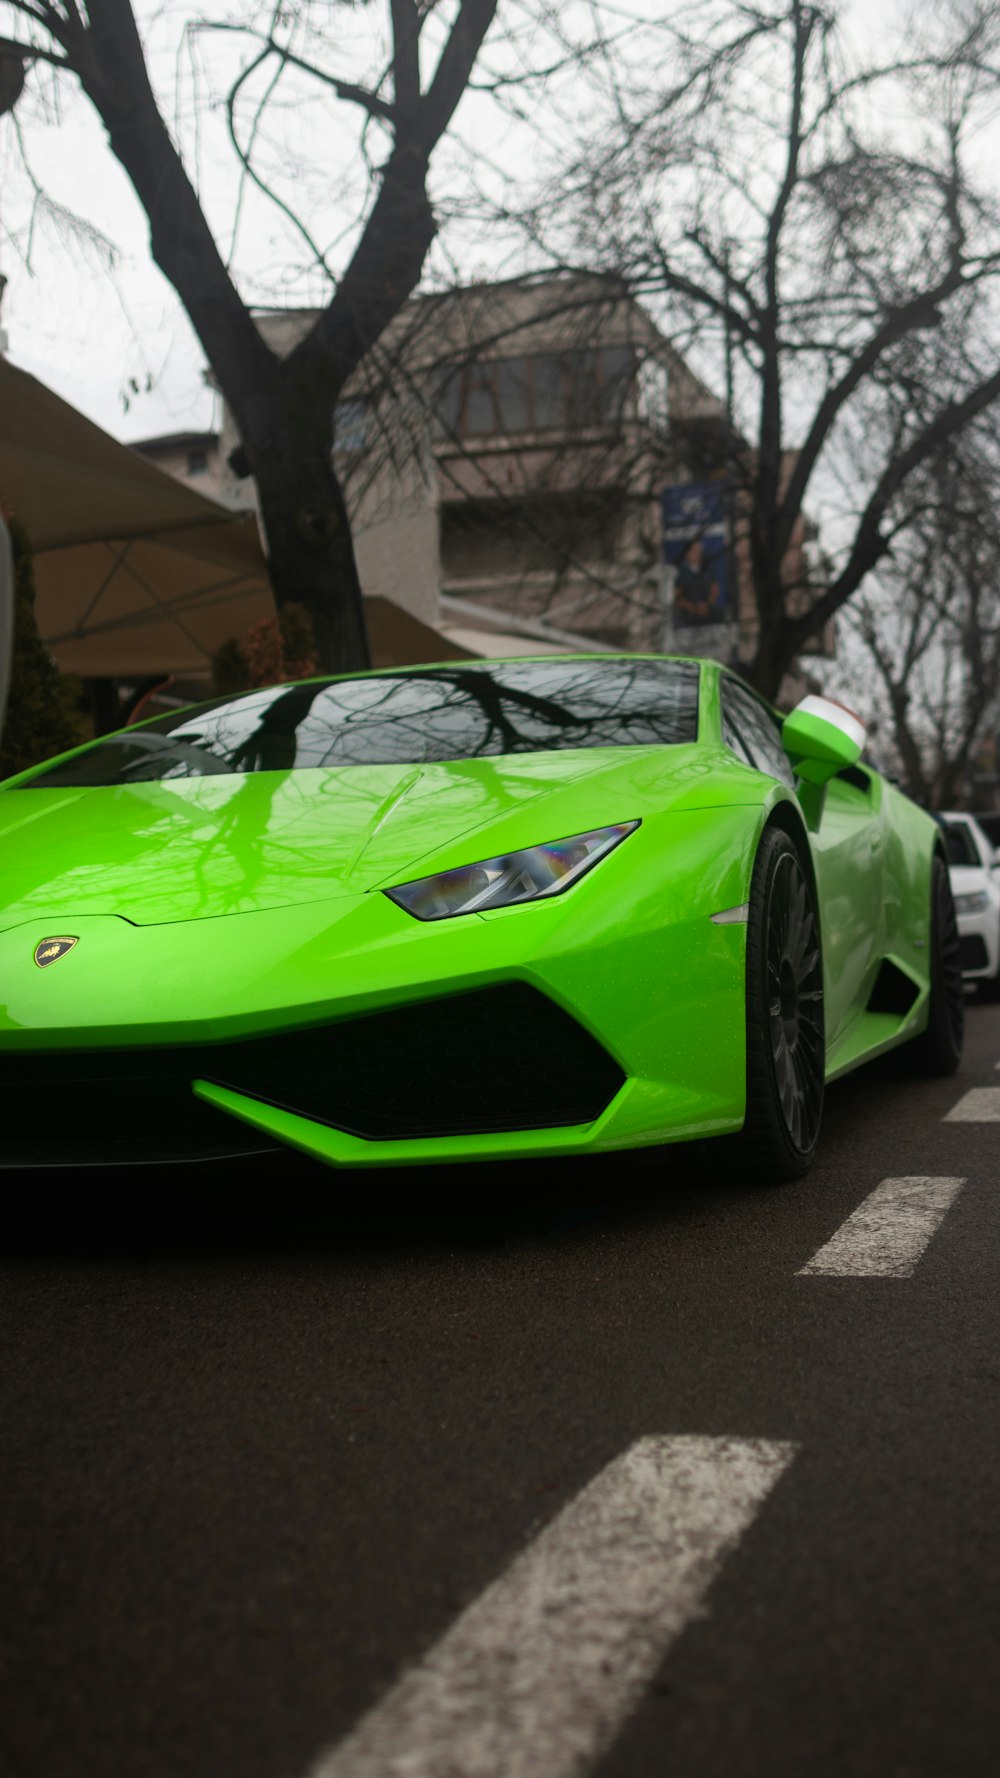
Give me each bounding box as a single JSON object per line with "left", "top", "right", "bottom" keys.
{"left": 10, "top": 659, "right": 700, "bottom": 788}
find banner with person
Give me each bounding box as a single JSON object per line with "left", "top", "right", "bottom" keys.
{"left": 661, "top": 481, "right": 731, "bottom": 628}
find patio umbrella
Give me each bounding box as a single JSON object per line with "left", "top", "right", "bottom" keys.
{"left": 0, "top": 358, "right": 471, "bottom": 677}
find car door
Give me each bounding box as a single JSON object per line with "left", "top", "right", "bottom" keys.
{"left": 720, "top": 677, "right": 886, "bottom": 1051}
{"left": 808, "top": 765, "right": 889, "bottom": 1046}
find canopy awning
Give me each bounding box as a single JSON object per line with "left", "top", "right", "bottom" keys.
{"left": 0, "top": 358, "right": 472, "bottom": 676}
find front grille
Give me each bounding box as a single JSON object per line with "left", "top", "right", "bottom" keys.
{"left": 958, "top": 934, "right": 989, "bottom": 971}
{"left": 0, "top": 984, "right": 625, "bottom": 1157}
{"left": 0, "top": 1075, "right": 277, "bottom": 1168}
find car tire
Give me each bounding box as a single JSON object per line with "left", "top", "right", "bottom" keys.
{"left": 905, "top": 853, "right": 964, "bottom": 1074}
{"left": 739, "top": 825, "right": 825, "bottom": 1181}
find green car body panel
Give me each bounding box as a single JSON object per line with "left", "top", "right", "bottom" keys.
{"left": 0, "top": 656, "right": 943, "bottom": 1170}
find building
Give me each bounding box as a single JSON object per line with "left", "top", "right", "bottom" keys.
{"left": 132, "top": 274, "right": 828, "bottom": 673}
{"left": 130, "top": 430, "right": 233, "bottom": 501}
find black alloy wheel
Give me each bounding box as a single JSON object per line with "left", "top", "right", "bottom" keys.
{"left": 905, "top": 853, "right": 965, "bottom": 1073}
{"left": 741, "top": 826, "right": 825, "bottom": 1180}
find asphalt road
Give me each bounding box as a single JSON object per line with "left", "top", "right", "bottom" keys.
{"left": 2, "top": 1001, "right": 999, "bottom": 1778}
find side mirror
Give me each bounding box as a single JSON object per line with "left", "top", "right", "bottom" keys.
{"left": 783, "top": 694, "right": 865, "bottom": 785}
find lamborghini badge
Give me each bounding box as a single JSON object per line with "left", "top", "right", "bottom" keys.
{"left": 33, "top": 936, "right": 78, "bottom": 968}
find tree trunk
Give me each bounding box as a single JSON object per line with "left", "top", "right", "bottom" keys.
{"left": 252, "top": 448, "right": 371, "bottom": 674}
{"left": 743, "top": 595, "right": 795, "bottom": 702}
{"left": 237, "top": 380, "right": 371, "bottom": 674}
{"left": 887, "top": 691, "right": 930, "bottom": 806}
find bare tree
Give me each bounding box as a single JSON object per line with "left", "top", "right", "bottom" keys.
{"left": 321, "top": 270, "right": 701, "bottom": 657}
{"left": 0, "top": 0, "right": 500, "bottom": 671}
{"left": 509, "top": 0, "right": 1000, "bottom": 697}
{"left": 832, "top": 431, "right": 1000, "bottom": 807}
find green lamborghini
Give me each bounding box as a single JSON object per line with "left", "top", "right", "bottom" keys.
{"left": 0, "top": 655, "right": 963, "bottom": 1177}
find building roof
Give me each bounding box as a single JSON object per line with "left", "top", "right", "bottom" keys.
{"left": 129, "top": 430, "right": 220, "bottom": 456}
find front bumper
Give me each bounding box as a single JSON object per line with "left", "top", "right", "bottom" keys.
{"left": 0, "top": 807, "right": 756, "bottom": 1170}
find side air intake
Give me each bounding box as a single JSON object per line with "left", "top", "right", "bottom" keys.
{"left": 867, "top": 958, "right": 921, "bottom": 1017}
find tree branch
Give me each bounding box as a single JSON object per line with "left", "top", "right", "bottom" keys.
{"left": 790, "top": 362, "right": 1000, "bottom": 647}
{"left": 0, "top": 30, "right": 68, "bottom": 68}
{"left": 756, "top": 2, "right": 817, "bottom": 582}
{"left": 193, "top": 23, "right": 397, "bottom": 122}
{"left": 390, "top": 0, "right": 420, "bottom": 117}
{"left": 75, "top": 0, "right": 278, "bottom": 420}
{"left": 224, "top": 41, "right": 334, "bottom": 281}
{"left": 294, "top": 0, "right": 498, "bottom": 392}
{"left": 415, "top": 0, "right": 498, "bottom": 154}
{"left": 775, "top": 265, "right": 973, "bottom": 564}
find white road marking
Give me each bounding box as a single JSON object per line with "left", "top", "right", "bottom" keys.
{"left": 797, "top": 1176, "right": 965, "bottom": 1278}
{"left": 308, "top": 1434, "right": 796, "bottom": 1778}
{"left": 944, "top": 1088, "right": 1000, "bottom": 1121}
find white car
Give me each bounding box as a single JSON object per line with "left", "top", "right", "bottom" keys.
{"left": 941, "top": 811, "right": 1000, "bottom": 997}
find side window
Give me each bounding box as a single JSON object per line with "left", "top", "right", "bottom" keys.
{"left": 721, "top": 709, "right": 755, "bottom": 768}
{"left": 722, "top": 679, "right": 796, "bottom": 787}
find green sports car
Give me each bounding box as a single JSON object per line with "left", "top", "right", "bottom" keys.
{"left": 0, "top": 655, "right": 963, "bottom": 1177}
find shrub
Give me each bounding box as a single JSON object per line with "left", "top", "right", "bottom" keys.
{"left": 211, "top": 602, "right": 318, "bottom": 694}
{"left": 0, "top": 517, "right": 86, "bottom": 780}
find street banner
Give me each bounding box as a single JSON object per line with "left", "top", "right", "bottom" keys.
{"left": 661, "top": 482, "right": 730, "bottom": 626}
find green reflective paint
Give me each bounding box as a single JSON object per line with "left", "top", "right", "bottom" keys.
{"left": 783, "top": 707, "right": 862, "bottom": 784}
{"left": 0, "top": 657, "right": 944, "bottom": 1170}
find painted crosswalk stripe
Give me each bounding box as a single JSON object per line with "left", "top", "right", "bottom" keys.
{"left": 308, "top": 1435, "right": 796, "bottom": 1778}
{"left": 946, "top": 1087, "right": 1000, "bottom": 1119}
{"left": 797, "top": 1176, "right": 965, "bottom": 1278}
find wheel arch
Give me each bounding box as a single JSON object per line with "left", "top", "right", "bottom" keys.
{"left": 758, "top": 793, "right": 820, "bottom": 937}
{"left": 737, "top": 800, "right": 826, "bottom": 1178}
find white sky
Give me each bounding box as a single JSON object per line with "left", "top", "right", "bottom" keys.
{"left": 0, "top": 0, "right": 924, "bottom": 446}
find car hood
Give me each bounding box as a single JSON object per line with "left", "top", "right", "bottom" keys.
{"left": 0, "top": 744, "right": 734, "bottom": 927}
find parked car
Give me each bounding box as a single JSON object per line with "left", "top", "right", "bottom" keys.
{"left": 972, "top": 810, "right": 1000, "bottom": 849}
{"left": 0, "top": 658, "right": 964, "bottom": 1180}
{"left": 940, "top": 811, "right": 1000, "bottom": 998}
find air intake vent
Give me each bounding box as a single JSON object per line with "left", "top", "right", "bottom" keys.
{"left": 202, "top": 984, "right": 625, "bottom": 1139}
{"left": 0, "top": 985, "right": 626, "bottom": 1156}
{"left": 867, "top": 958, "right": 921, "bottom": 1017}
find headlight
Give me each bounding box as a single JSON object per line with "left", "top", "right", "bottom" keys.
{"left": 385, "top": 822, "right": 639, "bottom": 921}
{"left": 954, "top": 889, "right": 991, "bottom": 915}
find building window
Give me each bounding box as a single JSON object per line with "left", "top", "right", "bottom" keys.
{"left": 636, "top": 358, "right": 669, "bottom": 430}
{"left": 494, "top": 358, "right": 531, "bottom": 431}
{"left": 434, "top": 346, "right": 635, "bottom": 440}
{"left": 333, "top": 399, "right": 371, "bottom": 454}
{"left": 440, "top": 494, "right": 625, "bottom": 581}
{"left": 186, "top": 448, "right": 209, "bottom": 476}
